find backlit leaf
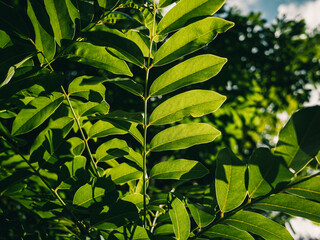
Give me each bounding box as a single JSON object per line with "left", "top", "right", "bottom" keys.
{"left": 150, "top": 123, "right": 220, "bottom": 152}
{"left": 149, "top": 90, "right": 226, "bottom": 125}
{"left": 107, "top": 163, "right": 142, "bottom": 184}
{"left": 95, "top": 138, "right": 130, "bottom": 163}
{"left": 215, "top": 148, "right": 247, "bottom": 213}
{"left": 157, "top": 0, "right": 225, "bottom": 35}
{"left": 169, "top": 197, "right": 190, "bottom": 240}
{"left": 88, "top": 120, "right": 127, "bottom": 139}
{"left": 224, "top": 210, "right": 294, "bottom": 240}
{"left": 253, "top": 193, "right": 320, "bottom": 223}
{"left": 149, "top": 54, "right": 227, "bottom": 96}
{"left": 12, "top": 92, "right": 64, "bottom": 136}
{"left": 203, "top": 224, "right": 254, "bottom": 240}
{"left": 153, "top": 17, "right": 234, "bottom": 66}
{"left": 63, "top": 42, "right": 133, "bottom": 76}
{"left": 27, "top": 0, "right": 56, "bottom": 65}
{"left": 187, "top": 202, "right": 215, "bottom": 228}
{"left": 44, "top": 0, "right": 75, "bottom": 46}
{"left": 150, "top": 159, "right": 209, "bottom": 180}
{"left": 73, "top": 183, "right": 105, "bottom": 207}
{"left": 286, "top": 175, "right": 320, "bottom": 201}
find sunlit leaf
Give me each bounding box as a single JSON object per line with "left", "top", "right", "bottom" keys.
{"left": 63, "top": 42, "right": 133, "bottom": 76}
{"left": 224, "top": 210, "right": 294, "bottom": 240}
{"left": 149, "top": 90, "right": 226, "bottom": 125}
{"left": 150, "top": 159, "right": 208, "bottom": 180}
{"left": 187, "top": 202, "right": 215, "bottom": 228}
{"left": 215, "top": 148, "right": 247, "bottom": 213}
{"left": 27, "top": 0, "right": 56, "bottom": 65}
{"left": 149, "top": 54, "right": 227, "bottom": 96}
{"left": 44, "top": 0, "right": 75, "bottom": 46}
{"left": 157, "top": 0, "right": 225, "bottom": 35}
{"left": 286, "top": 175, "right": 320, "bottom": 201}
{"left": 12, "top": 92, "right": 64, "bottom": 136}
{"left": 107, "top": 163, "right": 142, "bottom": 184}
{"left": 88, "top": 120, "right": 127, "bottom": 139}
{"left": 150, "top": 123, "right": 220, "bottom": 152}
{"left": 153, "top": 17, "right": 234, "bottom": 66}
{"left": 203, "top": 224, "right": 254, "bottom": 240}
{"left": 253, "top": 193, "right": 320, "bottom": 223}
{"left": 95, "top": 138, "right": 130, "bottom": 163}
{"left": 73, "top": 183, "right": 105, "bottom": 208}
{"left": 169, "top": 197, "right": 190, "bottom": 240}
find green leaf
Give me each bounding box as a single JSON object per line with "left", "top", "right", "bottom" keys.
{"left": 154, "top": 224, "right": 174, "bottom": 235}
{"left": 187, "top": 202, "right": 215, "bottom": 228}
{"left": 63, "top": 42, "right": 133, "bottom": 76}
{"left": 253, "top": 193, "right": 320, "bottom": 223}
{"left": 286, "top": 176, "right": 320, "bottom": 201}
{"left": 150, "top": 123, "right": 220, "bottom": 152}
{"left": 0, "top": 45, "right": 35, "bottom": 86}
{"left": 121, "top": 193, "right": 146, "bottom": 209}
{"left": 203, "top": 224, "right": 254, "bottom": 240}
{"left": 125, "top": 30, "right": 155, "bottom": 58}
{"left": 92, "top": 200, "right": 139, "bottom": 230}
{"left": 316, "top": 151, "right": 320, "bottom": 164}
{"left": 95, "top": 138, "right": 130, "bottom": 163}
{"left": 0, "top": 30, "right": 12, "bottom": 49}
{"left": 157, "top": 0, "right": 225, "bottom": 35}
{"left": 106, "top": 77, "right": 143, "bottom": 97}
{"left": 104, "top": 110, "right": 143, "bottom": 124}
{"left": 224, "top": 210, "right": 294, "bottom": 240}
{"left": 73, "top": 183, "right": 105, "bottom": 207}
{"left": 27, "top": 0, "right": 56, "bottom": 65}
{"left": 149, "top": 54, "right": 227, "bottom": 96}
{"left": 169, "top": 197, "right": 190, "bottom": 240}
{"left": 153, "top": 17, "right": 234, "bottom": 66}
{"left": 76, "top": 100, "right": 110, "bottom": 116}
{"left": 68, "top": 75, "right": 106, "bottom": 101}
{"left": 215, "top": 148, "right": 247, "bottom": 213}
{"left": 149, "top": 90, "right": 226, "bottom": 125}
{"left": 12, "top": 92, "right": 64, "bottom": 136}
{"left": 84, "top": 26, "right": 144, "bottom": 67}
{"left": 274, "top": 106, "right": 320, "bottom": 173}
{"left": 0, "top": 170, "right": 33, "bottom": 194}
{"left": 63, "top": 155, "right": 86, "bottom": 181}
{"left": 44, "top": 0, "right": 75, "bottom": 46}
{"left": 67, "top": 137, "right": 85, "bottom": 156}
{"left": 248, "top": 148, "right": 293, "bottom": 199}
{"left": 88, "top": 120, "right": 127, "bottom": 139}
{"left": 124, "top": 148, "right": 143, "bottom": 168}
{"left": 150, "top": 159, "right": 208, "bottom": 180}
{"left": 158, "top": 0, "right": 177, "bottom": 8}
{"left": 102, "top": 11, "right": 143, "bottom": 30}
{"left": 110, "top": 225, "right": 150, "bottom": 240}
{"left": 107, "top": 163, "right": 143, "bottom": 184}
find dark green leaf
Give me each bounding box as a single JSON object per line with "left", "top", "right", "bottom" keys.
{"left": 95, "top": 138, "right": 130, "bottom": 163}
{"left": 27, "top": 0, "right": 56, "bottom": 65}
{"left": 187, "top": 202, "right": 215, "bottom": 228}
{"left": 224, "top": 210, "right": 294, "bottom": 240}
{"left": 169, "top": 197, "right": 190, "bottom": 240}
{"left": 274, "top": 106, "right": 320, "bottom": 173}
{"left": 150, "top": 159, "right": 208, "bottom": 180}
{"left": 12, "top": 92, "right": 64, "bottom": 136}
{"left": 153, "top": 17, "right": 234, "bottom": 66}
{"left": 149, "top": 54, "right": 227, "bottom": 96}
{"left": 125, "top": 30, "right": 155, "bottom": 58}
{"left": 157, "top": 0, "right": 225, "bottom": 35}
{"left": 215, "top": 148, "right": 247, "bottom": 213}
{"left": 0, "top": 170, "right": 33, "bottom": 194}
{"left": 102, "top": 11, "right": 143, "bottom": 30}
{"left": 107, "top": 163, "right": 143, "bottom": 184}
{"left": 105, "top": 77, "right": 143, "bottom": 97}
{"left": 203, "top": 224, "right": 254, "bottom": 240}
{"left": 63, "top": 42, "right": 133, "bottom": 76}
{"left": 253, "top": 193, "right": 320, "bottom": 223}
{"left": 88, "top": 120, "right": 127, "bottom": 139}
{"left": 0, "top": 29, "right": 12, "bottom": 48}
{"left": 149, "top": 90, "right": 226, "bottom": 125}
{"left": 44, "top": 0, "right": 75, "bottom": 46}
{"left": 248, "top": 148, "right": 293, "bottom": 199}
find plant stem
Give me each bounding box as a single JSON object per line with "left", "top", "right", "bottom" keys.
{"left": 60, "top": 86, "right": 100, "bottom": 178}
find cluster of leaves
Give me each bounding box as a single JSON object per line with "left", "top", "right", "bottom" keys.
{"left": 0, "top": 0, "right": 320, "bottom": 239}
